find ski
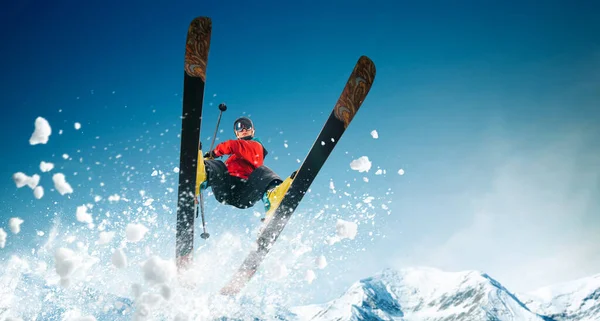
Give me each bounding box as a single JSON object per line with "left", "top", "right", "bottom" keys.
{"left": 220, "top": 56, "right": 376, "bottom": 295}
{"left": 175, "top": 17, "right": 212, "bottom": 271}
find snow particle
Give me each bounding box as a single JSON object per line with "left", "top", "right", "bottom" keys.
{"left": 54, "top": 247, "right": 77, "bottom": 285}
{"left": 12, "top": 172, "right": 40, "bottom": 189}
{"left": 40, "top": 161, "right": 55, "bottom": 172}
{"left": 0, "top": 228, "right": 7, "bottom": 248}
{"left": 9, "top": 217, "right": 24, "bottom": 234}
{"left": 126, "top": 223, "right": 148, "bottom": 242}
{"left": 74, "top": 122, "right": 81, "bottom": 130}
{"left": 111, "top": 248, "right": 128, "bottom": 269}
{"left": 53, "top": 173, "right": 73, "bottom": 195}
{"left": 305, "top": 270, "right": 316, "bottom": 284}
{"left": 350, "top": 156, "right": 372, "bottom": 173}
{"left": 76, "top": 205, "right": 93, "bottom": 224}
{"left": 142, "top": 256, "right": 175, "bottom": 284}
{"left": 370, "top": 130, "right": 379, "bottom": 139}
{"left": 316, "top": 255, "right": 328, "bottom": 269}
{"left": 336, "top": 219, "right": 358, "bottom": 240}
{"left": 398, "top": 168, "right": 405, "bottom": 175}
{"left": 29, "top": 117, "right": 52, "bottom": 145}
{"left": 98, "top": 231, "right": 115, "bottom": 245}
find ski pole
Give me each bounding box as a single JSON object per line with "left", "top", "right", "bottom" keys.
{"left": 198, "top": 103, "right": 227, "bottom": 240}
{"left": 208, "top": 103, "right": 228, "bottom": 153}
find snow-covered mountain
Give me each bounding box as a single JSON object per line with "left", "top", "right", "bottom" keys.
{"left": 291, "top": 267, "right": 595, "bottom": 321}
{"left": 2, "top": 259, "right": 598, "bottom": 321}
{"left": 519, "top": 273, "right": 600, "bottom": 321}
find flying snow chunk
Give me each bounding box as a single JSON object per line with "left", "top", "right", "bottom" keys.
{"left": 142, "top": 256, "right": 175, "bottom": 284}
{"left": 0, "top": 228, "right": 6, "bottom": 248}
{"left": 316, "top": 255, "right": 328, "bottom": 269}
{"left": 363, "top": 196, "right": 375, "bottom": 203}
{"left": 74, "top": 122, "right": 81, "bottom": 130}
{"left": 98, "top": 231, "right": 115, "bottom": 245}
{"left": 12, "top": 172, "right": 40, "bottom": 189}
{"left": 12, "top": 172, "right": 28, "bottom": 188}
{"left": 126, "top": 223, "right": 148, "bottom": 242}
{"left": 53, "top": 173, "right": 73, "bottom": 195}
{"left": 398, "top": 168, "right": 405, "bottom": 175}
{"left": 76, "top": 205, "right": 93, "bottom": 224}
{"left": 350, "top": 156, "right": 371, "bottom": 173}
{"left": 305, "top": 269, "right": 316, "bottom": 284}
{"left": 9, "top": 217, "right": 24, "bottom": 234}
{"left": 40, "top": 161, "right": 54, "bottom": 172}
{"left": 54, "top": 247, "right": 77, "bottom": 285}
{"left": 143, "top": 198, "right": 154, "bottom": 206}
{"left": 173, "top": 167, "right": 180, "bottom": 173}
{"left": 375, "top": 169, "right": 383, "bottom": 175}
{"left": 370, "top": 130, "right": 379, "bottom": 139}
{"left": 29, "top": 117, "right": 52, "bottom": 145}
{"left": 272, "top": 264, "right": 289, "bottom": 279}
{"left": 112, "top": 248, "right": 127, "bottom": 269}
{"left": 151, "top": 170, "right": 158, "bottom": 176}
{"left": 160, "top": 284, "right": 172, "bottom": 300}
{"left": 337, "top": 219, "right": 358, "bottom": 240}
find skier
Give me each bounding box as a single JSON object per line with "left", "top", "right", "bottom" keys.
{"left": 195, "top": 116, "right": 294, "bottom": 222}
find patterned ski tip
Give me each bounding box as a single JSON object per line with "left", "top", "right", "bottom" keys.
{"left": 334, "top": 56, "right": 376, "bottom": 128}
{"left": 184, "top": 17, "right": 212, "bottom": 80}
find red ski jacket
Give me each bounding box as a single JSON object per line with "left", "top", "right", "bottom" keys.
{"left": 213, "top": 138, "right": 266, "bottom": 179}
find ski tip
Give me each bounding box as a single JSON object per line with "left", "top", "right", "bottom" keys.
{"left": 185, "top": 17, "right": 212, "bottom": 80}
{"left": 190, "top": 16, "right": 211, "bottom": 25}
{"left": 357, "top": 56, "right": 376, "bottom": 78}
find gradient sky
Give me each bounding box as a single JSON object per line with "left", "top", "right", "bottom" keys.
{"left": 1, "top": 0, "right": 599, "bottom": 306}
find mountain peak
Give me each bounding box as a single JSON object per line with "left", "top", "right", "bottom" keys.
{"left": 293, "top": 266, "right": 550, "bottom": 320}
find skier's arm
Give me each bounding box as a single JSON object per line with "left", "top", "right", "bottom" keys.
{"left": 212, "top": 140, "right": 241, "bottom": 157}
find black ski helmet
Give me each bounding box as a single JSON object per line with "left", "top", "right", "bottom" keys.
{"left": 233, "top": 117, "right": 254, "bottom": 133}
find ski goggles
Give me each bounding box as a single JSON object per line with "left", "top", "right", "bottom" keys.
{"left": 234, "top": 120, "right": 253, "bottom": 132}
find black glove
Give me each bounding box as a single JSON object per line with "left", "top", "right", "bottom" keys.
{"left": 203, "top": 150, "right": 218, "bottom": 159}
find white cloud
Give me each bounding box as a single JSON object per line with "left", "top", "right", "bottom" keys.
{"left": 29, "top": 117, "right": 52, "bottom": 145}
{"left": 396, "top": 129, "right": 600, "bottom": 293}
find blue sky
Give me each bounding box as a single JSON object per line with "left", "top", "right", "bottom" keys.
{"left": 1, "top": 0, "right": 599, "bottom": 308}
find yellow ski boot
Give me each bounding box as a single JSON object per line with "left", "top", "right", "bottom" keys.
{"left": 261, "top": 171, "right": 297, "bottom": 228}
{"left": 195, "top": 149, "right": 207, "bottom": 198}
